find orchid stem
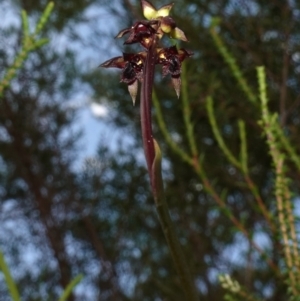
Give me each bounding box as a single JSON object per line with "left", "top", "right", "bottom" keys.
{"left": 152, "top": 140, "right": 199, "bottom": 301}
{"left": 140, "top": 37, "right": 199, "bottom": 300}
{"left": 140, "top": 39, "right": 157, "bottom": 189}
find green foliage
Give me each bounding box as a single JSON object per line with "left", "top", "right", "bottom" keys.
{"left": 219, "top": 274, "right": 263, "bottom": 301}
{"left": 0, "top": 250, "right": 21, "bottom": 301}
{"left": 209, "top": 19, "right": 257, "bottom": 105}
{"left": 1, "top": 0, "right": 300, "bottom": 300}
{"left": 257, "top": 66, "right": 300, "bottom": 298}
{"left": 151, "top": 2, "right": 300, "bottom": 300}
{"left": 0, "top": 249, "right": 83, "bottom": 301}
{"left": 58, "top": 275, "right": 84, "bottom": 301}
{"left": 0, "top": 3, "right": 82, "bottom": 301}
{"left": 0, "top": 2, "right": 54, "bottom": 97}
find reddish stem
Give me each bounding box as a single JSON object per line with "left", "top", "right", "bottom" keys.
{"left": 140, "top": 39, "right": 157, "bottom": 190}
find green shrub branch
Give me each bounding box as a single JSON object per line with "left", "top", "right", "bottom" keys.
{"left": 0, "top": 2, "right": 54, "bottom": 97}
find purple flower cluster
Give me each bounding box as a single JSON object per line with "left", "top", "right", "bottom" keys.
{"left": 100, "top": 0, "right": 192, "bottom": 104}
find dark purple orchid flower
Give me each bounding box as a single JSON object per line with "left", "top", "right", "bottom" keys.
{"left": 100, "top": 52, "right": 146, "bottom": 105}
{"left": 116, "top": 20, "right": 159, "bottom": 49}
{"left": 141, "top": 0, "right": 188, "bottom": 41}
{"left": 100, "top": 0, "right": 193, "bottom": 103}
{"left": 157, "top": 46, "right": 193, "bottom": 97}
{"left": 99, "top": 0, "right": 192, "bottom": 179}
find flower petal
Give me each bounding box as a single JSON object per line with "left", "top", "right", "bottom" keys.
{"left": 170, "top": 27, "right": 188, "bottom": 41}
{"left": 171, "top": 76, "right": 181, "bottom": 98}
{"left": 115, "top": 27, "right": 132, "bottom": 39}
{"left": 123, "top": 31, "right": 138, "bottom": 44}
{"left": 141, "top": 0, "right": 157, "bottom": 20}
{"left": 156, "top": 3, "right": 174, "bottom": 18}
{"left": 99, "top": 56, "right": 125, "bottom": 68}
{"left": 122, "top": 21, "right": 158, "bottom": 48}
{"left": 178, "top": 48, "right": 193, "bottom": 61}
{"left": 128, "top": 80, "right": 138, "bottom": 105}
{"left": 160, "top": 16, "right": 176, "bottom": 33}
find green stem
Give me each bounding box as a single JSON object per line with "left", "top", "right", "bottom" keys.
{"left": 257, "top": 66, "right": 299, "bottom": 293}
{"left": 207, "top": 97, "right": 275, "bottom": 231}
{"left": 0, "top": 2, "right": 53, "bottom": 97}
{"left": 209, "top": 22, "right": 257, "bottom": 105}
{"left": 153, "top": 90, "right": 193, "bottom": 165}
{"left": 154, "top": 88, "right": 278, "bottom": 275}
{"left": 181, "top": 64, "right": 198, "bottom": 157}
{"left": 274, "top": 122, "right": 300, "bottom": 171}
{"left": 152, "top": 140, "right": 199, "bottom": 301}
{"left": 0, "top": 250, "right": 21, "bottom": 301}
{"left": 206, "top": 96, "right": 242, "bottom": 169}
{"left": 238, "top": 120, "right": 248, "bottom": 174}
{"left": 58, "top": 274, "right": 83, "bottom": 301}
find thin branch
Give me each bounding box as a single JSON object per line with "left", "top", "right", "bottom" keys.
{"left": 279, "top": 41, "right": 290, "bottom": 126}
{"left": 0, "top": 250, "right": 21, "bottom": 301}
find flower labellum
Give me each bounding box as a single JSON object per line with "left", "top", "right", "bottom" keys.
{"left": 128, "top": 80, "right": 138, "bottom": 105}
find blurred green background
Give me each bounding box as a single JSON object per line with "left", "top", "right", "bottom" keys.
{"left": 0, "top": 0, "right": 300, "bottom": 300}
